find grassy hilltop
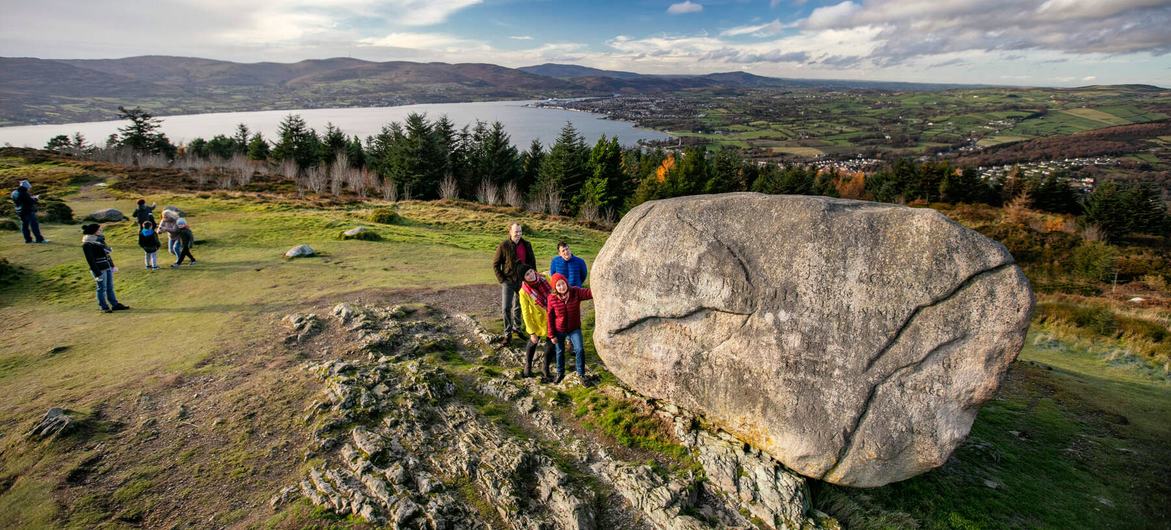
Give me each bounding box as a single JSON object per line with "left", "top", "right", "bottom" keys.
{"left": 0, "top": 151, "right": 1168, "bottom": 528}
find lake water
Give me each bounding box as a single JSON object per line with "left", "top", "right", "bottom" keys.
{"left": 0, "top": 100, "right": 671, "bottom": 150}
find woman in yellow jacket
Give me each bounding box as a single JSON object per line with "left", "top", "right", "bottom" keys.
{"left": 518, "top": 265, "right": 556, "bottom": 381}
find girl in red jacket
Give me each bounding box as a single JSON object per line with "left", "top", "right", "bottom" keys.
{"left": 546, "top": 273, "right": 593, "bottom": 384}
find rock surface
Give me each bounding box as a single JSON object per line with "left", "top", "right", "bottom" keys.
{"left": 341, "top": 226, "right": 382, "bottom": 241}
{"left": 592, "top": 193, "right": 1034, "bottom": 487}
{"left": 26, "top": 407, "right": 73, "bottom": 439}
{"left": 85, "top": 208, "right": 125, "bottom": 222}
{"left": 278, "top": 302, "right": 835, "bottom": 529}
{"left": 285, "top": 244, "right": 315, "bottom": 258}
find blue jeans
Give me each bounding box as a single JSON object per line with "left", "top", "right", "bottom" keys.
{"left": 20, "top": 212, "right": 44, "bottom": 243}
{"left": 168, "top": 238, "right": 180, "bottom": 256}
{"left": 95, "top": 268, "right": 119, "bottom": 310}
{"left": 553, "top": 329, "right": 585, "bottom": 377}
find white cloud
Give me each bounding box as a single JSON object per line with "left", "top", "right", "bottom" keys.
{"left": 667, "top": 1, "right": 704, "bottom": 15}
{"left": 510, "top": 35, "right": 534, "bottom": 40}
{"left": 358, "top": 32, "right": 485, "bottom": 51}
{"left": 721, "top": 20, "right": 785, "bottom": 37}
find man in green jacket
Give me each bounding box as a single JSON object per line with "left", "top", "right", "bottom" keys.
{"left": 492, "top": 222, "right": 535, "bottom": 344}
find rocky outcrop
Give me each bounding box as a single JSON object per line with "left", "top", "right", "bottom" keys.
{"left": 277, "top": 302, "right": 836, "bottom": 529}
{"left": 592, "top": 193, "right": 1034, "bottom": 487}
{"left": 27, "top": 407, "right": 74, "bottom": 439}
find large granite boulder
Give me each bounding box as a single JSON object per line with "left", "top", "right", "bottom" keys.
{"left": 592, "top": 193, "right": 1033, "bottom": 487}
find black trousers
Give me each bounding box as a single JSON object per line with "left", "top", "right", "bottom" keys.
{"left": 525, "top": 338, "right": 555, "bottom": 377}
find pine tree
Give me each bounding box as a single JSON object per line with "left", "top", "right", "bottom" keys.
{"left": 346, "top": 135, "right": 365, "bottom": 168}
{"left": 479, "top": 121, "right": 520, "bottom": 185}
{"left": 519, "top": 139, "right": 544, "bottom": 195}
{"left": 233, "top": 124, "right": 250, "bottom": 154}
{"left": 581, "top": 135, "right": 622, "bottom": 212}
{"left": 535, "top": 122, "right": 589, "bottom": 208}
{"left": 246, "top": 133, "right": 269, "bottom": 161}
{"left": 116, "top": 106, "right": 176, "bottom": 157}
{"left": 271, "top": 114, "right": 320, "bottom": 170}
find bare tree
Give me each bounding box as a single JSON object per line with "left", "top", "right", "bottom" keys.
{"left": 439, "top": 174, "right": 460, "bottom": 200}
{"left": 503, "top": 182, "right": 523, "bottom": 208}
{"left": 306, "top": 165, "right": 329, "bottom": 194}
{"left": 330, "top": 153, "right": 349, "bottom": 195}
{"left": 477, "top": 178, "right": 500, "bottom": 205}
{"left": 279, "top": 159, "right": 299, "bottom": 182}
{"left": 543, "top": 186, "right": 562, "bottom": 216}
{"left": 577, "top": 202, "right": 601, "bottom": 224}
{"left": 382, "top": 177, "right": 399, "bottom": 202}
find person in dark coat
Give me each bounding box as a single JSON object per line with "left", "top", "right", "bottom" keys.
{"left": 492, "top": 222, "right": 535, "bottom": 343}
{"left": 12, "top": 180, "right": 47, "bottom": 244}
{"left": 171, "top": 218, "right": 197, "bottom": 267}
{"left": 82, "top": 223, "right": 128, "bottom": 313}
{"left": 139, "top": 220, "right": 162, "bottom": 270}
{"left": 132, "top": 199, "right": 157, "bottom": 226}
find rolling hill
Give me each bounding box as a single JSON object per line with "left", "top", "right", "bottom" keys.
{"left": 1, "top": 55, "right": 974, "bottom": 126}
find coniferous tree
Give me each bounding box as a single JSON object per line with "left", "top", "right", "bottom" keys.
{"left": 321, "top": 123, "right": 349, "bottom": 165}
{"left": 519, "top": 139, "right": 544, "bottom": 195}
{"left": 346, "top": 135, "right": 365, "bottom": 168}
{"left": 580, "top": 135, "right": 622, "bottom": 212}
{"left": 535, "top": 122, "right": 589, "bottom": 209}
{"left": 478, "top": 121, "right": 520, "bottom": 185}
{"left": 246, "top": 133, "right": 269, "bottom": 161}
{"left": 707, "top": 146, "right": 745, "bottom": 194}
{"left": 233, "top": 124, "right": 250, "bottom": 154}
{"left": 271, "top": 114, "right": 321, "bottom": 170}
{"left": 116, "top": 106, "right": 176, "bottom": 157}
{"left": 207, "top": 134, "right": 236, "bottom": 159}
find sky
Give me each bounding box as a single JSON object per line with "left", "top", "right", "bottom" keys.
{"left": 2, "top": 0, "right": 1170, "bottom": 87}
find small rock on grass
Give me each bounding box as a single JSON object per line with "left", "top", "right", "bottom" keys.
{"left": 285, "top": 244, "right": 315, "bottom": 258}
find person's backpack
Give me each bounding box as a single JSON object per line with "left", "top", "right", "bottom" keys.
{"left": 10, "top": 189, "right": 21, "bottom": 213}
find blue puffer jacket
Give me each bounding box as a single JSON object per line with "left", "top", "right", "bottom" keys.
{"left": 549, "top": 255, "right": 588, "bottom": 287}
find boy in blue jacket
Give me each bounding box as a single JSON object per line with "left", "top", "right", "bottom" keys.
{"left": 549, "top": 240, "right": 588, "bottom": 287}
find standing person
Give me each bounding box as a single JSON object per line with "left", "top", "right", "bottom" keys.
{"left": 171, "top": 218, "right": 197, "bottom": 267}
{"left": 132, "top": 199, "right": 157, "bottom": 226}
{"left": 139, "top": 220, "right": 161, "bottom": 271}
{"left": 158, "top": 209, "right": 180, "bottom": 256}
{"left": 492, "top": 222, "right": 534, "bottom": 344}
{"left": 518, "top": 265, "right": 557, "bottom": 381}
{"left": 11, "top": 180, "right": 48, "bottom": 244}
{"left": 82, "top": 223, "right": 128, "bottom": 313}
{"left": 549, "top": 241, "right": 588, "bottom": 287}
{"left": 546, "top": 273, "right": 593, "bottom": 385}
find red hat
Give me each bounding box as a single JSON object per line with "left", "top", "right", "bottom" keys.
{"left": 550, "top": 273, "right": 569, "bottom": 290}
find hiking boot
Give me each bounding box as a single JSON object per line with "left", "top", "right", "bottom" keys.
{"left": 553, "top": 372, "right": 565, "bottom": 385}
{"left": 35, "top": 239, "right": 49, "bottom": 244}
{"left": 100, "top": 308, "right": 113, "bottom": 314}
{"left": 112, "top": 304, "right": 130, "bottom": 311}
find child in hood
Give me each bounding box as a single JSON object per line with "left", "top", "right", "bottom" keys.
{"left": 139, "top": 220, "right": 161, "bottom": 270}
{"left": 82, "top": 223, "right": 128, "bottom": 313}
{"left": 546, "top": 272, "right": 593, "bottom": 385}
{"left": 518, "top": 265, "right": 556, "bottom": 381}
{"left": 171, "top": 218, "right": 197, "bottom": 267}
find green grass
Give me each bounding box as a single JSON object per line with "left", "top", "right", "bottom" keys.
{"left": 815, "top": 335, "right": 1171, "bottom": 529}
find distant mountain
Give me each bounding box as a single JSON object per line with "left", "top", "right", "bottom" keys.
{"left": 518, "top": 63, "right": 643, "bottom": 80}
{"left": 0, "top": 55, "right": 1145, "bottom": 127}
{"left": 0, "top": 56, "right": 586, "bottom": 125}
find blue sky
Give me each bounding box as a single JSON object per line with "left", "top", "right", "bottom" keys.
{"left": 2, "top": 0, "right": 1170, "bottom": 86}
